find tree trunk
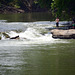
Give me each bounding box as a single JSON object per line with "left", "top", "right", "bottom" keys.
{"left": 20, "top": 0, "right": 34, "bottom": 11}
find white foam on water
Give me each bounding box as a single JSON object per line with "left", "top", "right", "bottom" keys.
{"left": 0, "top": 21, "right": 69, "bottom": 46}
{"left": 0, "top": 29, "right": 69, "bottom": 46}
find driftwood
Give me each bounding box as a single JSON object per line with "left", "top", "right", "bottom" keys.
{"left": 10, "top": 35, "right": 20, "bottom": 39}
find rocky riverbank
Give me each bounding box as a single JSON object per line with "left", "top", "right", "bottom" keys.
{"left": 51, "top": 29, "right": 75, "bottom": 39}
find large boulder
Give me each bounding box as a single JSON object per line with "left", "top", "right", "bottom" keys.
{"left": 51, "top": 29, "right": 75, "bottom": 39}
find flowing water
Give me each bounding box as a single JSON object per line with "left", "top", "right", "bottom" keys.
{"left": 0, "top": 13, "right": 75, "bottom": 75}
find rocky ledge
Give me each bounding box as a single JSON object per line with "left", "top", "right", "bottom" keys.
{"left": 51, "top": 29, "right": 75, "bottom": 39}
{"left": 0, "top": 32, "right": 20, "bottom": 40}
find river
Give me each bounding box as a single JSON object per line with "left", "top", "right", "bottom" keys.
{"left": 0, "top": 12, "right": 75, "bottom": 75}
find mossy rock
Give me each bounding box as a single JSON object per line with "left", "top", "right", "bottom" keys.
{"left": 11, "top": 29, "right": 23, "bottom": 33}
{"left": 2, "top": 32, "right": 10, "bottom": 38}
{"left": 0, "top": 36, "right": 1, "bottom": 40}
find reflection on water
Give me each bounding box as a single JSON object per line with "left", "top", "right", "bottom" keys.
{"left": 0, "top": 12, "right": 54, "bottom": 22}
{"left": 0, "top": 12, "right": 72, "bottom": 22}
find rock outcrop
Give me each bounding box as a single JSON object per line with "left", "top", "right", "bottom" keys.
{"left": 0, "top": 32, "right": 20, "bottom": 40}
{"left": 0, "top": 32, "right": 10, "bottom": 40}
{"left": 51, "top": 29, "right": 75, "bottom": 39}
{"left": 2, "top": 32, "right": 10, "bottom": 38}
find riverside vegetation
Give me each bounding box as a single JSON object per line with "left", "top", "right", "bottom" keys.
{"left": 0, "top": 0, "right": 75, "bottom": 18}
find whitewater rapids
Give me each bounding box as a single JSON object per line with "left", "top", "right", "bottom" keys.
{"left": 0, "top": 20, "right": 69, "bottom": 46}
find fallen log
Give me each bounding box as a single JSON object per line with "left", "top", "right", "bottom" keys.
{"left": 10, "top": 35, "right": 19, "bottom": 39}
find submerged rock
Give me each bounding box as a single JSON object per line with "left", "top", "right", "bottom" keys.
{"left": 0, "top": 32, "right": 10, "bottom": 40}
{"left": 2, "top": 32, "right": 10, "bottom": 38}
{"left": 0, "top": 32, "right": 20, "bottom": 40}
{"left": 51, "top": 29, "right": 75, "bottom": 39}
{"left": 0, "top": 36, "right": 1, "bottom": 40}
{"left": 0, "top": 32, "right": 1, "bottom": 40}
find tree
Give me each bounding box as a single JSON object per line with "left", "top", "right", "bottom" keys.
{"left": 0, "top": 0, "right": 20, "bottom": 8}
{"left": 51, "top": 0, "right": 75, "bottom": 16}
{"left": 38, "top": 0, "right": 52, "bottom": 9}
{"left": 19, "top": 0, "right": 35, "bottom": 11}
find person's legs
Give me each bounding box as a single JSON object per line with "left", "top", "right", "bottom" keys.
{"left": 56, "top": 22, "right": 59, "bottom": 27}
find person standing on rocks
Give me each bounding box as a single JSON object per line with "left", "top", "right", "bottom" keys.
{"left": 55, "top": 17, "right": 59, "bottom": 27}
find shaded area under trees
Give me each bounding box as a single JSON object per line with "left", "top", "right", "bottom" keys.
{"left": 0, "top": 0, "right": 75, "bottom": 17}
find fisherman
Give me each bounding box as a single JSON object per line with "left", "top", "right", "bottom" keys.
{"left": 55, "top": 17, "right": 59, "bottom": 27}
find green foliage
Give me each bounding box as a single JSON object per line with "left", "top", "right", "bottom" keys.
{"left": 38, "top": 0, "right": 52, "bottom": 9}
{"left": 0, "top": 0, "right": 14, "bottom": 5}
{"left": 0, "top": 0, "right": 74, "bottom": 16}
{"left": 34, "top": 0, "right": 38, "bottom": 4}
{"left": 51, "top": 0, "right": 75, "bottom": 16}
